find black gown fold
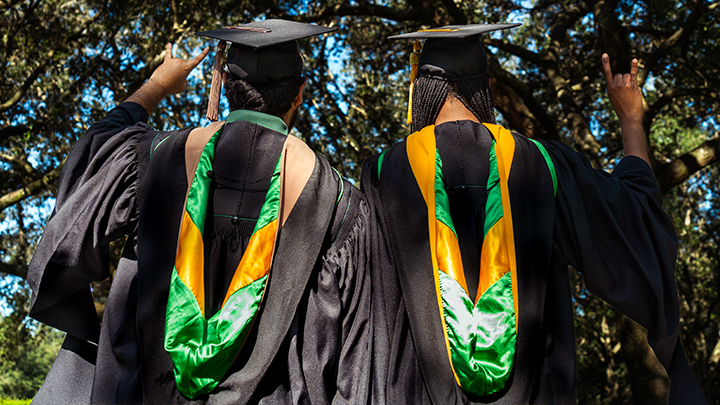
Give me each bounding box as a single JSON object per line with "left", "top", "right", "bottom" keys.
{"left": 360, "top": 120, "right": 704, "bottom": 404}
{"left": 29, "top": 102, "right": 371, "bottom": 405}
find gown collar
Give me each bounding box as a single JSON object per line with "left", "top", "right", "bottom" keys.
{"left": 226, "top": 109, "right": 289, "bottom": 135}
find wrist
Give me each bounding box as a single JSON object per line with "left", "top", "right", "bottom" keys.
{"left": 619, "top": 115, "right": 642, "bottom": 126}
{"left": 620, "top": 117, "right": 643, "bottom": 138}
{"left": 146, "top": 76, "right": 172, "bottom": 98}
{"left": 125, "top": 78, "right": 168, "bottom": 116}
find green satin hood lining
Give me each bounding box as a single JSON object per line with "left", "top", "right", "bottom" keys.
{"left": 440, "top": 272, "right": 517, "bottom": 395}
{"left": 406, "top": 124, "right": 518, "bottom": 397}
{"left": 165, "top": 125, "right": 282, "bottom": 398}
{"left": 433, "top": 146, "right": 517, "bottom": 396}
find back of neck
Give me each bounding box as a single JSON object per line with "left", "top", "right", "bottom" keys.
{"left": 434, "top": 95, "right": 479, "bottom": 125}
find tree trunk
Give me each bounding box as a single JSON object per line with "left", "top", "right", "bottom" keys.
{"left": 617, "top": 313, "right": 670, "bottom": 405}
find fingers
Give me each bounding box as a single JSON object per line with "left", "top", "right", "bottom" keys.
{"left": 620, "top": 59, "right": 639, "bottom": 87}
{"left": 602, "top": 53, "right": 613, "bottom": 85}
{"left": 628, "top": 58, "right": 639, "bottom": 88}
{"left": 188, "top": 47, "right": 211, "bottom": 69}
{"left": 163, "top": 43, "right": 208, "bottom": 71}
{"left": 603, "top": 53, "right": 641, "bottom": 89}
{"left": 164, "top": 43, "right": 173, "bottom": 62}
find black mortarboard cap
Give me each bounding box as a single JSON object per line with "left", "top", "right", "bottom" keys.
{"left": 197, "top": 19, "right": 337, "bottom": 83}
{"left": 389, "top": 23, "right": 521, "bottom": 79}
{"left": 389, "top": 23, "right": 520, "bottom": 124}
{"left": 196, "top": 19, "right": 337, "bottom": 120}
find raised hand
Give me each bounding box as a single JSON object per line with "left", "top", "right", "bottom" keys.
{"left": 602, "top": 53, "right": 642, "bottom": 124}
{"left": 126, "top": 43, "right": 210, "bottom": 115}
{"left": 149, "top": 43, "right": 210, "bottom": 95}
{"left": 602, "top": 53, "right": 649, "bottom": 165}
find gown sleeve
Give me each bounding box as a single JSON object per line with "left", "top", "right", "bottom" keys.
{"left": 28, "top": 102, "right": 155, "bottom": 344}
{"left": 328, "top": 199, "right": 371, "bottom": 404}
{"left": 301, "top": 188, "right": 372, "bottom": 405}
{"left": 545, "top": 140, "right": 706, "bottom": 404}
{"left": 54, "top": 102, "right": 149, "bottom": 206}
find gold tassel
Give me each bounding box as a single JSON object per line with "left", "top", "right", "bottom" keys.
{"left": 406, "top": 39, "right": 422, "bottom": 125}
{"left": 206, "top": 40, "right": 227, "bottom": 122}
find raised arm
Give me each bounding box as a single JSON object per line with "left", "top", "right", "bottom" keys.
{"left": 602, "top": 53, "right": 650, "bottom": 166}
{"left": 126, "top": 43, "right": 209, "bottom": 115}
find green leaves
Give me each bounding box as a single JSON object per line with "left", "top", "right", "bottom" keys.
{"left": 0, "top": 0, "right": 718, "bottom": 402}
{"left": 0, "top": 285, "right": 63, "bottom": 400}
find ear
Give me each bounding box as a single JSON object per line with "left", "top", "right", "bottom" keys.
{"left": 222, "top": 71, "right": 227, "bottom": 85}
{"left": 488, "top": 76, "right": 492, "bottom": 90}
{"left": 292, "top": 81, "right": 306, "bottom": 109}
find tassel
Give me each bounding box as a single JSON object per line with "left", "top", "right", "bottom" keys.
{"left": 206, "top": 40, "right": 227, "bottom": 122}
{"left": 406, "top": 39, "right": 422, "bottom": 125}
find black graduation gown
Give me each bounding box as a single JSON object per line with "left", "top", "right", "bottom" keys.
{"left": 360, "top": 120, "right": 704, "bottom": 404}
{"left": 27, "top": 102, "right": 371, "bottom": 404}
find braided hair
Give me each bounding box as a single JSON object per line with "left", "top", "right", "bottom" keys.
{"left": 410, "top": 75, "right": 450, "bottom": 133}
{"left": 410, "top": 73, "right": 496, "bottom": 133}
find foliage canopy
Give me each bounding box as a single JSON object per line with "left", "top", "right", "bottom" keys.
{"left": 1, "top": 0, "right": 718, "bottom": 402}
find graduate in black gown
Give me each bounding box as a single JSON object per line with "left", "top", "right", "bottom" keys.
{"left": 28, "top": 19, "right": 370, "bottom": 404}
{"left": 360, "top": 24, "right": 706, "bottom": 404}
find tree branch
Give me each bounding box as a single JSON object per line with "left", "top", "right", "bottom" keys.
{"left": 0, "top": 58, "right": 53, "bottom": 113}
{"left": 531, "top": 0, "right": 562, "bottom": 12}
{"left": 0, "top": 0, "right": 28, "bottom": 12}
{"left": 655, "top": 135, "right": 720, "bottom": 193}
{"left": 0, "top": 165, "right": 62, "bottom": 212}
{"left": 1, "top": 9, "right": 103, "bottom": 113}
{"left": 646, "top": 87, "right": 719, "bottom": 122}
{"left": 594, "top": 0, "right": 634, "bottom": 79}
{"left": 541, "top": 2, "right": 603, "bottom": 165}
{"left": 0, "top": 125, "right": 29, "bottom": 144}
{"left": 2, "top": 0, "right": 42, "bottom": 61}
{"left": 644, "top": 87, "right": 719, "bottom": 171}
{"left": 545, "top": 63, "right": 603, "bottom": 165}
{"left": 26, "top": 54, "right": 104, "bottom": 137}
{"left": 617, "top": 314, "right": 670, "bottom": 403}
{"left": 0, "top": 152, "right": 40, "bottom": 179}
{"left": 126, "top": 44, "right": 168, "bottom": 99}
{"left": 488, "top": 3, "right": 601, "bottom": 163}
{"left": 485, "top": 38, "right": 548, "bottom": 67}
{"left": 547, "top": 1, "right": 593, "bottom": 48}
{"left": 487, "top": 58, "right": 560, "bottom": 141}
{"left": 439, "top": 0, "right": 467, "bottom": 25}
{"left": 309, "top": 2, "right": 427, "bottom": 22}
{"left": 639, "top": 0, "right": 705, "bottom": 86}
{"left": 0, "top": 261, "right": 27, "bottom": 279}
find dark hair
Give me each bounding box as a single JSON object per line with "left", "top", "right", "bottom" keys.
{"left": 224, "top": 73, "right": 305, "bottom": 117}
{"left": 410, "top": 73, "right": 496, "bottom": 133}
